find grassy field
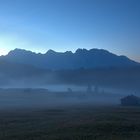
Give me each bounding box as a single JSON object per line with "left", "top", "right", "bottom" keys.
{"left": 0, "top": 105, "right": 140, "bottom": 140}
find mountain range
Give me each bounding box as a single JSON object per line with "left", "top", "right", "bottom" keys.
{"left": 0, "top": 48, "right": 139, "bottom": 70}
{"left": 0, "top": 48, "right": 140, "bottom": 90}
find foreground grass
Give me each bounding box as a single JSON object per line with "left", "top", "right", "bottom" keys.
{"left": 0, "top": 106, "right": 140, "bottom": 140}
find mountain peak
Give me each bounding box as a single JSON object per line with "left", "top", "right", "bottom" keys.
{"left": 75, "top": 48, "right": 112, "bottom": 55}
{"left": 75, "top": 48, "right": 88, "bottom": 54}
{"left": 8, "top": 48, "right": 35, "bottom": 56}
{"left": 46, "top": 49, "right": 56, "bottom": 55}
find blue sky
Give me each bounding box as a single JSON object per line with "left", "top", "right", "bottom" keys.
{"left": 0, "top": 0, "right": 140, "bottom": 61}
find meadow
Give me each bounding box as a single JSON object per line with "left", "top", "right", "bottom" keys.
{"left": 0, "top": 105, "right": 140, "bottom": 140}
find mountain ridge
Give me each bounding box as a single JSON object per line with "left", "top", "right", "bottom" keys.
{"left": 1, "top": 48, "right": 139, "bottom": 70}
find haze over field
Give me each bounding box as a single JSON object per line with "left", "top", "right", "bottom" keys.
{"left": 0, "top": 47, "right": 139, "bottom": 110}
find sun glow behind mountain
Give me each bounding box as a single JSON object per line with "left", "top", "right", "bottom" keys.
{"left": 0, "top": 35, "right": 22, "bottom": 56}
{"left": 0, "top": 35, "right": 44, "bottom": 56}
{"left": 0, "top": 48, "right": 8, "bottom": 56}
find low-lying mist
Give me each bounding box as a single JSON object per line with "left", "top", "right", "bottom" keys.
{"left": 0, "top": 85, "right": 131, "bottom": 110}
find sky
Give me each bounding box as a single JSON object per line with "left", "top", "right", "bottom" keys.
{"left": 0, "top": 0, "right": 140, "bottom": 61}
